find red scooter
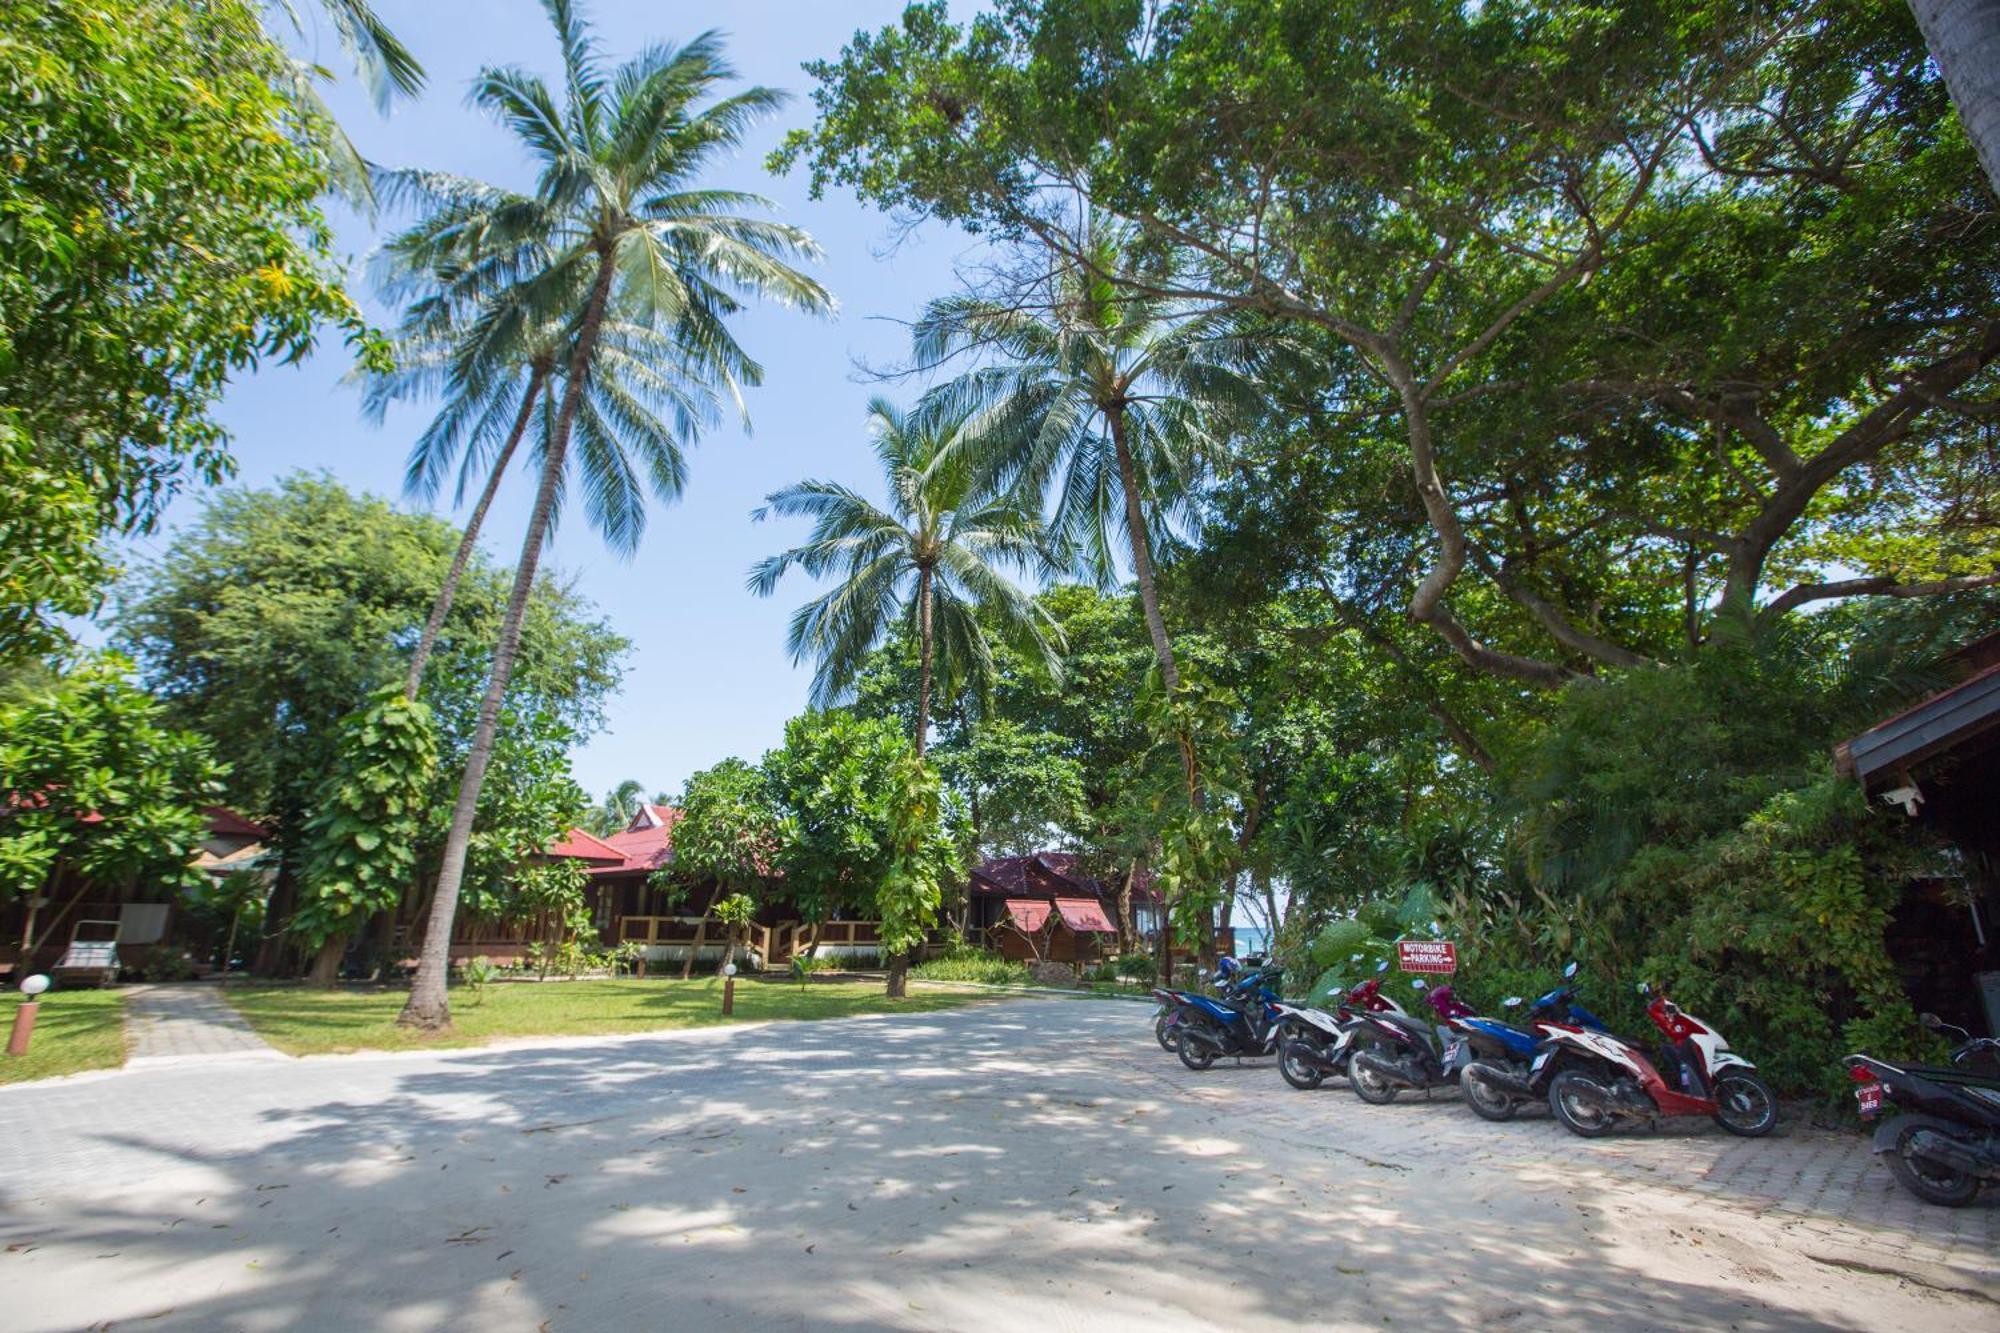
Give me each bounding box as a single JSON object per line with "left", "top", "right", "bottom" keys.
{"left": 1536, "top": 981, "right": 1779, "bottom": 1137}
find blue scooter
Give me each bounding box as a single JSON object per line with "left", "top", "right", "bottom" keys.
{"left": 1456, "top": 963, "right": 1611, "bottom": 1121}
{"left": 1173, "top": 965, "right": 1286, "bottom": 1071}
{"left": 1151, "top": 956, "right": 1271, "bottom": 1051}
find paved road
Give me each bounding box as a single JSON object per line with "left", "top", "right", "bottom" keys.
{"left": 0, "top": 999, "right": 1992, "bottom": 1331}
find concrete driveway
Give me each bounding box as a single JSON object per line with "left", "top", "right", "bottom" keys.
{"left": 0, "top": 997, "right": 1992, "bottom": 1331}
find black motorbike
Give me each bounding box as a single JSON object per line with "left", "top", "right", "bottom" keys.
{"left": 1346, "top": 978, "right": 1476, "bottom": 1104}
{"left": 1845, "top": 1013, "right": 2000, "bottom": 1207}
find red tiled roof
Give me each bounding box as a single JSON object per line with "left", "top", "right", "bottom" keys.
{"left": 1054, "top": 896, "right": 1117, "bottom": 933}
{"left": 968, "top": 852, "right": 1159, "bottom": 904}
{"left": 588, "top": 810, "right": 682, "bottom": 876}
{"left": 546, "top": 827, "right": 625, "bottom": 863}
{"left": 204, "top": 806, "right": 268, "bottom": 839}
{"left": 1004, "top": 899, "right": 1052, "bottom": 932}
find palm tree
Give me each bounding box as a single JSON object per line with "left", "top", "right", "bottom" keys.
{"left": 749, "top": 398, "right": 1063, "bottom": 756}
{"left": 264, "top": 1, "right": 426, "bottom": 205}
{"left": 394, "top": 3, "right": 831, "bottom": 1030}
{"left": 364, "top": 177, "right": 756, "bottom": 701}
{"left": 914, "top": 224, "right": 1280, "bottom": 706}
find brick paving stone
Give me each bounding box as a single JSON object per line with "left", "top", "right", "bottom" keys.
{"left": 123, "top": 981, "right": 284, "bottom": 1064}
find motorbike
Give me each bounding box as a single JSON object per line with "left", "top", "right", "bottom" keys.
{"left": 1845, "top": 1012, "right": 2000, "bottom": 1207}
{"left": 1346, "top": 977, "right": 1477, "bottom": 1103}
{"left": 1539, "top": 981, "right": 1778, "bottom": 1138}
{"left": 1173, "top": 965, "right": 1287, "bottom": 1071}
{"left": 1272, "top": 966, "right": 1408, "bottom": 1091}
{"left": 1456, "top": 962, "right": 1612, "bottom": 1121}
{"left": 1152, "top": 955, "right": 1270, "bottom": 1051}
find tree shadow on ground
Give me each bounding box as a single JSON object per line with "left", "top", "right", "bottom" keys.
{"left": 0, "top": 1003, "right": 1989, "bottom": 1331}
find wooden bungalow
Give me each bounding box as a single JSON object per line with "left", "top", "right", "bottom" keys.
{"left": 1837, "top": 629, "right": 2000, "bottom": 1036}
{"left": 1, "top": 806, "right": 269, "bottom": 978}
{"left": 963, "top": 853, "right": 1162, "bottom": 959}
{"left": 581, "top": 804, "right": 896, "bottom": 968}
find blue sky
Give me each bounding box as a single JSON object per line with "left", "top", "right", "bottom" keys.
{"left": 117, "top": 1, "right": 979, "bottom": 803}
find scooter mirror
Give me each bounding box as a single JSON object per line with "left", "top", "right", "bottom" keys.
{"left": 1375, "top": 960, "right": 1388, "bottom": 973}
{"left": 1410, "top": 978, "right": 1425, "bottom": 990}
{"left": 1563, "top": 961, "right": 1579, "bottom": 978}
{"left": 1919, "top": 1012, "right": 1942, "bottom": 1030}
{"left": 1502, "top": 996, "right": 1523, "bottom": 1008}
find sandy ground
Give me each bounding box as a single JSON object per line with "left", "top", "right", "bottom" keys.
{"left": 0, "top": 997, "right": 1993, "bottom": 1331}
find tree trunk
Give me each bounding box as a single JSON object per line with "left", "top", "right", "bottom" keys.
{"left": 222, "top": 906, "right": 242, "bottom": 974}
{"left": 17, "top": 862, "right": 58, "bottom": 953}
{"left": 886, "top": 948, "right": 910, "bottom": 998}
{"left": 1258, "top": 868, "right": 1280, "bottom": 952}
{"left": 1115, "top": 862, "right": 1137, "bottom": 957}
{"left": 682, "top": 883, "right": 721, "bottom": 980}
{"left": 1910, "top": 0, "right": 2000, "bottom": 199}
{"left": 914, "top": 565, "right": 934, "bottom": 756}
{"left": 307, "top": 935, "right": 346, "bottom": 987}
{"left": 400, "top": 252, "right": 618, "bottom": 1031}
{"left": 403, "top": 365, "right": 547, "bottom": 700}
{"left": 1106, "top": 408, "right": 1180, "bottom": 692}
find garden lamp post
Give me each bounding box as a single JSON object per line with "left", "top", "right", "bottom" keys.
{"left": 8, "top": 974, "right": 50, "bottom": 1057}
{"left": 722, "top": 962, "right": 736, "bottom": 1017}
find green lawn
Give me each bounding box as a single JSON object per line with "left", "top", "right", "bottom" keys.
{"left": 222, "top": 977, "right": 988, "bottom": 1056}
{"left": 0, "top": 987, "right": 128, "bottom": 1086}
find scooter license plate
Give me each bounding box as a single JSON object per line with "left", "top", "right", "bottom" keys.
{"left": 1855, "top": 1083, "right": 1882, "bottom": 1117}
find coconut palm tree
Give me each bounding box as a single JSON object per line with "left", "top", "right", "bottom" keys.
{"left": 913, "top": 223, "right": 1281, "bottom": 703}
{"left": 264, "top": 1, "right": 425, "bottom": 205}
{"left": 749, "top": 398, "right": 1063, "bottom": 756}
{"left": 393, "top": 3, "right": 830, "bottom": 1030}
{"left": 363, "top": 174, "right": 757, "bottom": 700}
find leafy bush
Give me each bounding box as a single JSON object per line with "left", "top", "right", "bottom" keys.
{"left": 462, "top": 955, "right": 498, "bottom": 1004}
{"left": 911, "top": 949, "right": 1033, "bottom": 986}
{"left": 122, "top": 944, "right": 198, "bottom": 982}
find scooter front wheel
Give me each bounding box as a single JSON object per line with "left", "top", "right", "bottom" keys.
{"left": 1175, "top": 1030, "right": 1217, "bottom": 1072}
{"left": 1279, "top": 1038, "right": 1325, "bottom": 1091}
{"left": 1711, "top": 1071, "right": 1779, "bottom": 1138}
{"left": 1549, "top": 1069, "right": 1617, "bottom": 1137}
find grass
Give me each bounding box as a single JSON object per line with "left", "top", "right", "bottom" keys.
{"left": 221, "top": 976, "right": 988, "bottom": 1057}
{"left": 0, "top": 987, "right": 128, "bottom": 1085}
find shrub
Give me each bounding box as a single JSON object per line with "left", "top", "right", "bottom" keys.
{"left": 462, "top": 955, "right": 498, "bottom": 1004}
{"left": 911, "top": 949, "right": 1033, "bottom": 986}
{"left": 122, "top": 944, "right": 198, "bottom": 982}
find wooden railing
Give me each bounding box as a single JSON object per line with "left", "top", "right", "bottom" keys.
{"left": 612, "top": 916, "right": 911, "bottom": 968}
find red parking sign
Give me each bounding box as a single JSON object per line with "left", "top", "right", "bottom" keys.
{"left": 1397, "top": 940, "right": 1458, "bottom": 974}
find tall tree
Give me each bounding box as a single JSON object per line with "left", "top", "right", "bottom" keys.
{"left": 115, "top": 474, "right": 627, "bottom": 971}
{"left": 396, "top": 5, "right": 830, "bottom": 1030}
{"left": 762, "top": 710, "right": 961, "bottom": 996}
{"left": 915, "top": 225, "right": 1279, "bottom": 706}
{"left": 750, "top": 399, "right": 1061, "bottom": 755}
{"left": 366, "top": 165, "right": 765, "bottom": 700}
{"left": 0, "top": 0, "right": 371, "bottom": 655}
{"left": 1909, "top": 0, "right": 2000, "bottom": 196}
